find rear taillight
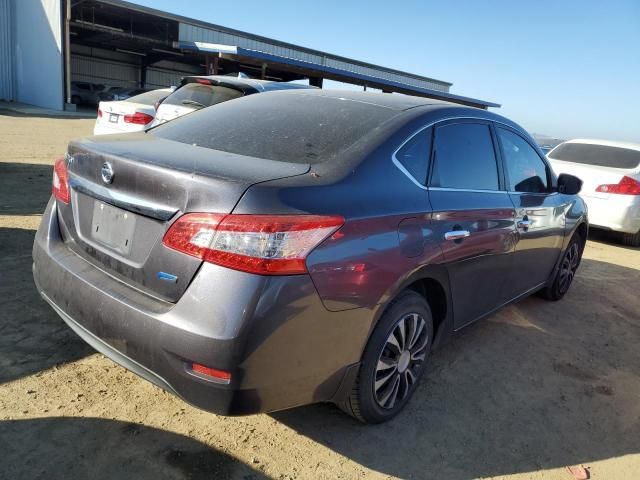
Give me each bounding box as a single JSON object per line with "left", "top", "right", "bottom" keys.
{"left": 195, "top": 78, "right": 212, "bottom": 85}
{"left": 97, "top": 109, "right": 102, "bottom": 118}
{"left": 163, "top": 213, "right": 344, "bottom": 275}
{"left": 596, "top": 176, "right": 640, "bottom": 195}
{"left": 123, "top": 112, "right": 154, "bottom": 125}
{"left": 52, "top": 157, "right": 70, "bottom": 204}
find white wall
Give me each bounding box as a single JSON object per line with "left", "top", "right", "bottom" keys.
{"left": 13, "top": 0, "right": 63, "bottom": 110}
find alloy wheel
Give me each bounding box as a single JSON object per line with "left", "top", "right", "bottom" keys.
{"left": 374, "top": 313, "right": 429, "bottom": 409}
{"left": 559, "top": 242, "right": 580, "bottom": 294}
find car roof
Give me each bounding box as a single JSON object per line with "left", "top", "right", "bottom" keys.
{"left": 560, "top": 138, "right": 640, "bottom": 152}
{"left": 182, "top": 75, "right": 317, "bottom": 92}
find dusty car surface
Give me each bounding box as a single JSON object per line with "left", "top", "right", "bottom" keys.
{"left": 33, "top": 90, "right": 587, "bottom": 423}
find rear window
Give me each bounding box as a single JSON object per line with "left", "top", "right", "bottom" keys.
{"left": 163, "top": 83, "right": 243, "bottom": 108}
{"left": 126, "top": 90, "right": 170, "bottom": 106}
{"left": 549, "top": 143, "right": 640, "bottom": 169}
{"left": 151, "top": 93, "right": 397, "bottom": 164}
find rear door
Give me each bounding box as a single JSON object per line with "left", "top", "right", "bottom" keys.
{"left": 428, "top": 120, "right": 517, "bottom": 328}
{"left": 496, "top": 127, "right": 568, "bottom": 298}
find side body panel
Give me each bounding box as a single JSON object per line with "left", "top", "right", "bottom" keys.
{"left": 428, "top": 190, "right": 516, "bottom": 328}
{"left": 505, "top": 192, "right": 568, "bottom": 296}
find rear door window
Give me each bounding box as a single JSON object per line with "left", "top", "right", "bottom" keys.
{"left": 430, "top": 123, "right": 500, "bottom": 191}
{"left": 395, "top": 127, "right": 432, "bottom": 185}
{"left": 548, "top": 143, "right": 640, "bottom": 169}
{"left": 498, "top": 128, "right": 549, "bottom": 193}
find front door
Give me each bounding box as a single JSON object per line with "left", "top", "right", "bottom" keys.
{"left": 495, "top": 127, "right": 568, "bottom": 298}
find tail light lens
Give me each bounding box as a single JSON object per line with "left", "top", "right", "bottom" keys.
{"left": 596, "top": 176, "right": 640, "bottom": 195}
{"left": 190, "top": 363, "right": 231, "bottom": 383}
{"left": 123, "top": 112, "right": 154, "bottom": 125}
{"left": 52, "top": 157, "right": 70, "bottom": 204}
{"left": 97, "top": 109, "right": 102, "bottom": 118}
{"left": 163, "top": 213, "right": 344, "bottom": 275}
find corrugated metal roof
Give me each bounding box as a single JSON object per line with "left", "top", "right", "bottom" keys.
{"left": 177, "top": 41, "right": 501, "bottom": 109}
{"left": 96, "top": 0, "right": 454, "bottom": 91}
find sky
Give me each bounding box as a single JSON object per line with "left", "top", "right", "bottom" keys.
{"left": 129, "top": 0, "right": 639, "bottom": 142}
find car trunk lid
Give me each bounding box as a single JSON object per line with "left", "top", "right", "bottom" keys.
{"left": 57, "top": 133, "right": 309, "bottom": 302}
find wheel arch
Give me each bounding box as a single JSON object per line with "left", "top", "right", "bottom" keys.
{"left": 369, "top": 264, "right": 454, "bottom": 350}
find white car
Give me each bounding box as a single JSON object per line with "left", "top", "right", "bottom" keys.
{"left": 149, "top": 75, "right": 315, "bottom": 127}
{"left": 93, "top": 88, "right": 172, "bottom": 135}
{"left": 547, "top": 139, "right": 640, "bottom": 246}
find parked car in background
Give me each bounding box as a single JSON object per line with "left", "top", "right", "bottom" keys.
{"left": 33, "top": 90, "right": 587, "bottom": 424}
{"left": 548, "top": 139, "right": 640, "bottom": 246}
{"left": 539, "top": 145, "right": 553, "bottom": 154}
{"left": 99, "top": 87, "right": 152, "bottom": 102}
{"left": 71, "top": 81, "right": 108, "bottom": 106}
{"left": 94, "top": 88, "right": 173, "bottom": 135}
{"left": 149, "top": 75, "right": 315, "bottom": 127}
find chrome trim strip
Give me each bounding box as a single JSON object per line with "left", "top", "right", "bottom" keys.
{"left": 69, "top": 174, "right": 177, "bottom": 221}
{"left": 391, "top": 115, "right": 518, "bottom": 190}
{"left": 429, "top": 187, "right": 510, "bottom": 194}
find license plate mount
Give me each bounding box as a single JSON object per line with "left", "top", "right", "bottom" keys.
{"left": 91, "top": 201, "right": 136, "bottom": 255}
{"left": 109, "top": 113, "right": 119, "bottom": 123}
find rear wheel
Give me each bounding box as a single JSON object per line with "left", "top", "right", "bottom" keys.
{"left": 541, "top": 235, "right": 583, "bottom": 301}
{"left": 622, "top": 230, "right": 640, "bottom": 247}
{"left": 339, "top": 290, "right": 433, "bottom": 423}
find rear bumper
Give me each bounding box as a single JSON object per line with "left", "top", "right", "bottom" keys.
{"left": 582, "top": 194, "right": 640, "bottom": 234}
{"left": 93, "top": 123, "right": 144, "bottom": 136}
{"left": 33, "top": 198, "right": 372, "bottom": 414}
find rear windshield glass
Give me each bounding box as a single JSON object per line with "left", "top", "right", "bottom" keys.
{"left": 163, "top": 83, "right": 243, "bottom": 108}
{"left": 151, "top": 93, "right": 397, "bottom": 164}
{"left": 549, "top": 143, "right": 640, "bottom": 169}
{"left": 126, "top": 90, "right": 170, "bottom": 106}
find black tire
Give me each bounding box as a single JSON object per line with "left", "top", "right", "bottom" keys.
{"left": 339, "top": 290, "right": 434, "bottom": 424}
{"left": 541, "top": 234, "right": 584, "bottom": 301}
{"left": 622, "top": 230, "right": 640, "bottom": 247}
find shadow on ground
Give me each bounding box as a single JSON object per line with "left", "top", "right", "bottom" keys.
{"left": 273, "top": 257, "right": 640, "bottom": 479}
{"left": 0, "top": 107, "right": 96, "bottom": 120}
{"left": 0, "top": 417, "right": 265, "bottom": 480}
{"left": 0, "top": 227, "right": 93, "bottom": 383}
{"left": 588, "top": 227, "right": 639, "bottom": 251}
{"left": 0, "top": 163, "right": 53, "bottom": 215}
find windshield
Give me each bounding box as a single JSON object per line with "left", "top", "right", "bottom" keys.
{"left": 151, "top": 93, "right": 397, "bottom": 164}
{"left": 126, "top": 90, "right": 170, "bottom": 106}
{"left": 163, "top": 83, "right": 243, "bottom": 109}
{"left": 549, "top": 143, "right": 640, "bottom": 169}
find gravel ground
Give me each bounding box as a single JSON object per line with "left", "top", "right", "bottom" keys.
{"left": 0, "top": 111, "right": 639, "bottom": 480}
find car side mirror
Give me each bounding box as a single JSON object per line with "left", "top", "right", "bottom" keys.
{"left": 557, "top": 173, "right": 582, "bottom": 195}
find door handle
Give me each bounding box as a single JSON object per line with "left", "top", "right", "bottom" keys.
{"left": 517, "top": 219, "right": 532, "bottom": 229}
{"left": 444, "top": 230, "right": 471, "bottom": 241}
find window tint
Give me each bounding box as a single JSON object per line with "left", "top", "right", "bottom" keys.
{"left": 430, "top": 123, "right": 499, "bottom": 190}
{"left": 164, "top": 83, "right": 243, "bottom": 108}
{"left": 396, "top": 127, "right": 432, "bottom": 184}
{"left": 548, "top": 143, "right": 640, "bottom": 169}
{"left": 498, "top": 128, "right": 549, "bottom": 193}
{"left": 152, "top": 93, "right": 397, "bottom": 164}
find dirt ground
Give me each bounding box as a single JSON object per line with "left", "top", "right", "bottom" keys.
{"left": 0, "top": 111, "right": 638, "bottom": 480}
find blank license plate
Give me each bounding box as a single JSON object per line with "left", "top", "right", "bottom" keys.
{"left": 91, "top": 201, "right": 136, "bottom": 255}
{"left": 109, "top": 113, "right": 119, "bottom": 123}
